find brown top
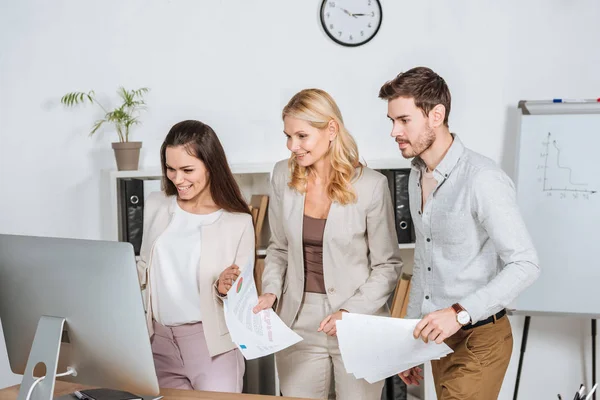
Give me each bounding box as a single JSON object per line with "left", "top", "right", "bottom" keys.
{"left": 302, "top": 214, "right": 327, "bottom": 294}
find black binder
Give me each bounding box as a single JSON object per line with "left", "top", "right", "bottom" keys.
{"left": 381, "top": 375, "right": 407, "bottom": 400}
{"left": 378, "top": 169, "right": 415, "bottom": 244}
{"left": 119, "top": 178, "right": 144, "bottom": 256}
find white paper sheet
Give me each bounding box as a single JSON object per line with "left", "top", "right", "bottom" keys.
{"left": 223, "top": 258, "right": 302, "bottom": 360}
{"left": 336, "top": 313, "right": 453, "bottom": 383}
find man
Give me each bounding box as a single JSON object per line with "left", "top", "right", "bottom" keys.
{"left": 378, "top": 67, "right": 540, "bottom": 399}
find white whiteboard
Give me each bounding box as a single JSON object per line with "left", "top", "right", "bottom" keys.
{"left": 513, "top": 110, "right": 600, "bottom": 316}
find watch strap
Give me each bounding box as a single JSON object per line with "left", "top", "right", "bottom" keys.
{"left": 451, "top": 303, "right": 465, "bottom": 314}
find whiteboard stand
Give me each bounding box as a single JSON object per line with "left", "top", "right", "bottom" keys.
{"left": 510, "top": 311, "right": 598, "bottom": 400}
{"left": 594, "top": 319, "right": 597, "bottom": 400}
{"left": 513, "top": 315, "right": 531, "bottom": 400}
{"left": 512, "top": 99, "right": 600, "bottom": 400}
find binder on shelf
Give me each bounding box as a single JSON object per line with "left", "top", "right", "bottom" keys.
{"left": 390, "top": 273, "right": 412, "bottom": 318}
{"left": 378, "top": 169, "right": 415, "bottom": 244}
{"left": 249, "top": 195, "right": 269, "bottom": 294}
{"left": 400, "top": 279, "right": 411, "bottom": 319}
{"left": 249, "top": 194, "right": 269, "bottom": 249}
{"left": 119, "top": 178, "right": 145, "bottom": 255}
{"left": 254, "top": 258, "right": 265, "bottom": 296}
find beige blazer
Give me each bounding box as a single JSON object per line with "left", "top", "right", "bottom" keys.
{"left": 261, "top": 160, "right": 403, "bottom": 327}
{"left": 137, "top": 192, "right": 255, "bottom": 357}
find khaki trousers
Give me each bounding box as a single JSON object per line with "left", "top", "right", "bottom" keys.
{"left": 431, "top": 314, "right": 513, "bottom": 400}
{"left": 276, "top": 293, "right": 384, "bottom": 400}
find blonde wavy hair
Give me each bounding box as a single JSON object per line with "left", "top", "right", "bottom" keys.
{"left": 282, "top": 88, "right": 363, "bottom": 205}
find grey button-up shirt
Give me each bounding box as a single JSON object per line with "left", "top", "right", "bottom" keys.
{"left": 406, "top": 135, "right": 540, "bottom": 323}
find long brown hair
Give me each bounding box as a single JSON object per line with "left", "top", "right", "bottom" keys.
{"left": 160, "top": 120, "right": 250, "bottom": 215}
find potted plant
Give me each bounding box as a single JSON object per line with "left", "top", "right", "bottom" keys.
{"left": 61, "top": 87, "right": 149, "bottom": 171}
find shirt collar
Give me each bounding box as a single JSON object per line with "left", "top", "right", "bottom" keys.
{"left": 411, "top": 134, "right": 465, "bottom": 180}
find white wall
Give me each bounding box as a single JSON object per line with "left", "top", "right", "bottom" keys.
{"left": 1, "top": 0, "right": 599, "bottom": 396}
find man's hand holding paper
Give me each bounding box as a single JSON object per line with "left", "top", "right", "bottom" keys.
{"left": 336, "top": 313, "right": 452, "bottom": 383}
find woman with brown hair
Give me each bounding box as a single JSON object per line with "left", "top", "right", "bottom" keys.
{"left": 136, "top": 120, "right": 254, "bottom": 392}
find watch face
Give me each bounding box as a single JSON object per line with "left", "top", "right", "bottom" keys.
{"left": 320, "top": 0, "right": 382, "bottom": 47}
{"left": 457, "top": 311, "right": 470, "bottom": 325}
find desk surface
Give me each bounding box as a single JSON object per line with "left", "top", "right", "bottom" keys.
{"left": 0, "top": 381, "right": 309, "bottom": 400}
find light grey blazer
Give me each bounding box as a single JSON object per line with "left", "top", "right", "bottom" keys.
{"left": 261, "top": 159, "right": 403, "bottom": 327}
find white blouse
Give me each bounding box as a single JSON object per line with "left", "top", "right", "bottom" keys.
{"left": 150, "top": 198, "right": 222, "bottom": 326}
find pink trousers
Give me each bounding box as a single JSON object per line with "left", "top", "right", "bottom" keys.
{"left": 151, "top": 320, "right": 244, "bottom": 392}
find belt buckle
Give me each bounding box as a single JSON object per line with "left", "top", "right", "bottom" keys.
{"left": 492, "top": 312, "right": 499, "bottom": 324}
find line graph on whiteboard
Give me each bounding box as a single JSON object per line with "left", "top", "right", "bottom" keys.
{"left": 537, "top": 132, "right": 597, "bottom": 199}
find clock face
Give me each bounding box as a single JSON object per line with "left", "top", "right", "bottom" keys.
{"left": 320, "top": 0, "right": 382, "bottom": 47}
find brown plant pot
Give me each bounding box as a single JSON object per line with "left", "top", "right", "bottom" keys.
{"left": 112, "top": 141, "right": 142, "bottom": 171}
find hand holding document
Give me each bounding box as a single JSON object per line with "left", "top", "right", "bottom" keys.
{"left": 223, "top": 258, "right": 302, "bottom": 360}
{"left": 336, "top": 313, "right": 453, "bottom": 383}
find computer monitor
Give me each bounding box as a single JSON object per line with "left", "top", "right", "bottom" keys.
{"left": 0, "top": 234, "right": 159, "bottom": 400}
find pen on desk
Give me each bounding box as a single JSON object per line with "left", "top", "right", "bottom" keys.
{"left": 574, "top": 385, "right": 585, "bottom": 400}
{"left": 580, "top": 385, "right": 587, "bottom": 396}
{"left": 575, "top": 385, "right": 586, "bottom": 400}
{"left": 585, "top": 383, "right": 598, "bottom": 400}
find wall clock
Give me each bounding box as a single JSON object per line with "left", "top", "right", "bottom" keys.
{"left": 320, "top": 0, "right": 383, "bottom": 47}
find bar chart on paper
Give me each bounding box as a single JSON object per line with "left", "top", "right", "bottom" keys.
{"left": 514, "top": 113, "right": 600, "bottom": 316}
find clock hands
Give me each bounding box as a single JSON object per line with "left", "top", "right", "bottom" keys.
{"left": 340, "top": 8, "right": 358, "bottom": 18}
{"left": 340, "top": 8, "right": 371, "bottom": 18}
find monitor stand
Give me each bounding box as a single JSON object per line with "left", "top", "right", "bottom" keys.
{"left": 18, "top": 316, "right": 67, "bottom": 400}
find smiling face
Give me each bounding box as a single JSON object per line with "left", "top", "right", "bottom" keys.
{"left": 164, "top": 145, "right": 210, "bottom": 201}
{"left": 283, "top": 116, "right": 334, "bottom": 167}
{"left": 387, "top": 96, "right": 436, "bottom": 159}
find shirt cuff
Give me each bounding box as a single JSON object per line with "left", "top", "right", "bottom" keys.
{"left": 261, "top": 284, "right": 282, "bottom": 302}
{"left": 458, "top": 294, "right": 486, "bottom": 324}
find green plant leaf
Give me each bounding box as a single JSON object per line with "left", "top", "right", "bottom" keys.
{"left": 63, "top": 87, "right": 148, "bottom": 142}
{"left": 60, "top": 91, "right": 96, "bottom": 107}
{"left": 90, "top": 119, "right": 105, "bottom": 136}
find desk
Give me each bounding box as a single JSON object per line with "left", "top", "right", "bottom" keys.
{"left": 0, "top": 381, "right": 309, "bottom": 400}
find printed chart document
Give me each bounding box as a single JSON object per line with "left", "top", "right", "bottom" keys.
{"left": 223, "top": 259, "right": 302, "bottom": 359}
{"left": 337, "top": 313, "right": 453, "bottom": 383}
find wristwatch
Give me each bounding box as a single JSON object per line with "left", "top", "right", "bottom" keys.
{"left": 451, "top": 303, "right": 471, "bottom": 326}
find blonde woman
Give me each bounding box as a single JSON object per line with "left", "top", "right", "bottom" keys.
{"left": 253, "top": 89, "right": 403, "bottom": 399}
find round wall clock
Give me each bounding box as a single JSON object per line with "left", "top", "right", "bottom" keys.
{"left": 320, "top": 0, "right": 383, "bottom": 47}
